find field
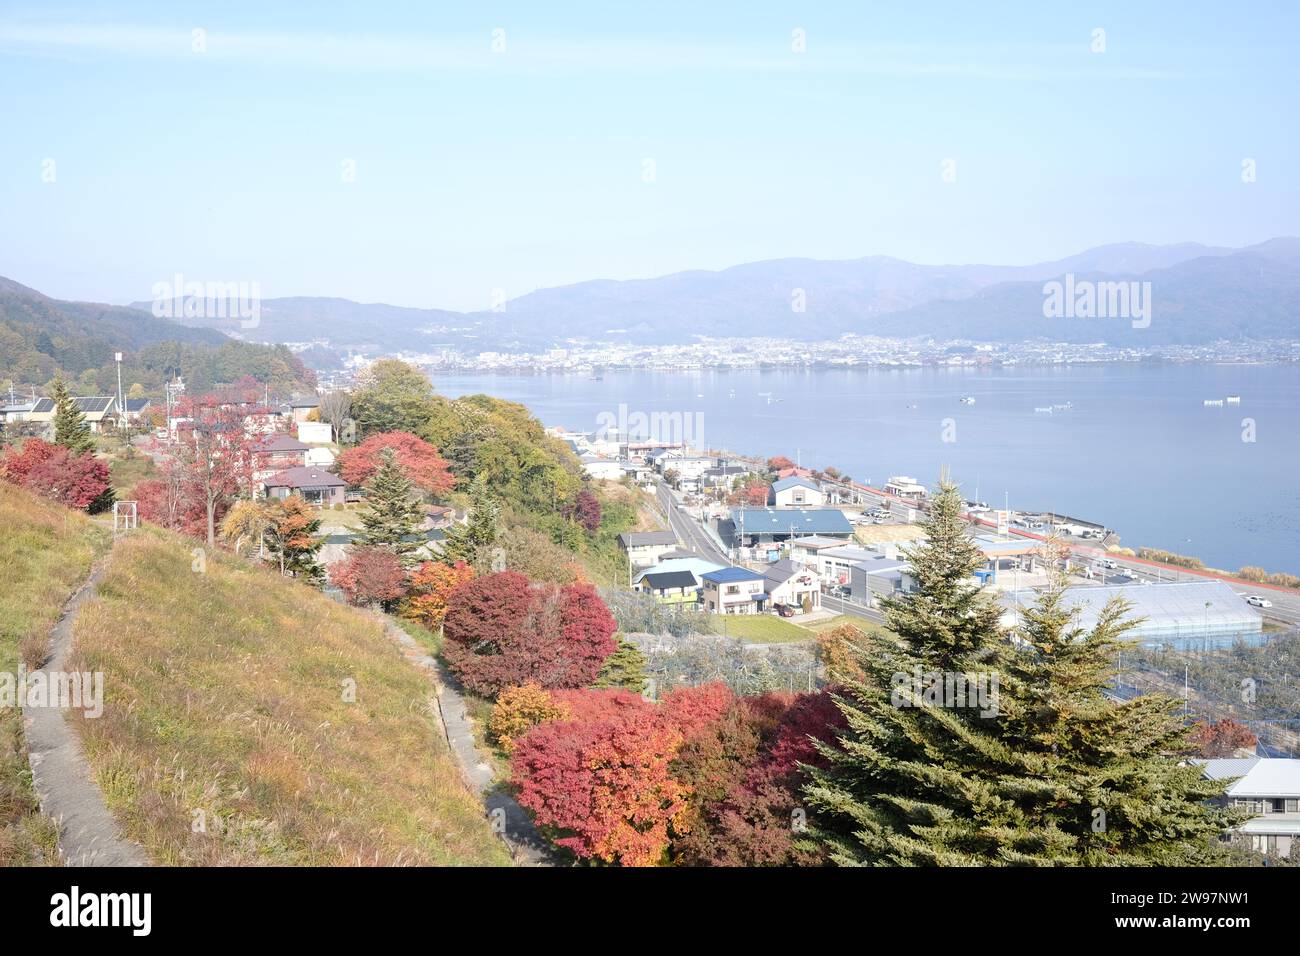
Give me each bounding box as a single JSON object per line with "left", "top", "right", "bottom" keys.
{"left": 66, "top": 525, "right": 511, "bottom": 866}
{"left": 714, "top": 613, "right": 813, "bottom": 644}
{"left": 0, "top": 484, "right": 111, "bottom": 865}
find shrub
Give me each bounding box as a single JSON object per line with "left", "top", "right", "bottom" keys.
{"left": 488, "top": 683, "right": 570, "bottom": 753}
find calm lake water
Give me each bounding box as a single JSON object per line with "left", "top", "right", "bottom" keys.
{"left": 434, "top": 364, "right": 1300, "bottom": 575}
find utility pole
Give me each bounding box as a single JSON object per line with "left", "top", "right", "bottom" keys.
{"left": 114, "top": 352, "right": 124, "bottom": 436}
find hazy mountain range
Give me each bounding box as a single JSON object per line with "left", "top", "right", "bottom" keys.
{"left": 122, "top": 238, "right": 1300, "bottom": 359}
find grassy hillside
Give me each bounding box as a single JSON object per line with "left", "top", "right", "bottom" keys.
{"left": 0, "top": 484, "right": 111, "bottom": 865}
{"left": 63, "top": 525, "right": 510, "bottom": 866}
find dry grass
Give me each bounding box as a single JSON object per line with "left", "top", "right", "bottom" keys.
{"left": 68, "top": 527, "right": 511, "bottom": 866}
{"left": 0, "top": 484, "right": 111, "bottom": 865}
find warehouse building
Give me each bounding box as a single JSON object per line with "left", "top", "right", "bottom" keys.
{"left": 1000, "top": 580, "right": 1263, "bottom": 650}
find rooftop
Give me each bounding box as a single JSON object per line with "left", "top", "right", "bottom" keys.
{"left": 618, "top": 530, "right": 678, "bottom": 548}
{"left": 730, "top": 507, "right": 853, "bottom": 536}
{"left": 772, "top": 476, "right": 820, "bottom": 493}
{"left": 263, "top": 466, "right": 347, "bottom": 489}
{"left": 1198, "top": 757, "right": 1300, "bottom": 797}
{"left": 702, "top": 566, "right": 766, "bottom": 584}
{"left": 641, "top": 570, "right": 700, "bottom": 591}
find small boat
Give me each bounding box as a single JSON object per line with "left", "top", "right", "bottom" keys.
{"left": 1226, "top": 395, "right": 1241, "bottom": 404}
{"left": 1034, "top": 406, "right": 1053, "bottom": 414}
{"left": 1052, "top": 402, "right": 1073, "bottom": 411}
{"left": 959, "top": 396, "right": 976, "bottom": 405}
{"left": 1203, "top": 399, "right": 1224, "bottom": 407}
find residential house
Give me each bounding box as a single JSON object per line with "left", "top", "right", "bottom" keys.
{"left": 632, "top": 556, "right": 724, "bottom": 588}
{"left": 24, "top": 396, "right": 118, "bottom": 433}
{"left": 699, "top": 463, "right": 750, "bottom": 492}
{"left": 581, "top": 454, "right": 623, "bottom": 481}
{"left": 1199, "top": 757, "right": 1300, "bottom": 858}
{"left": 251, "top": 433, "right": 310, "bottom": 482}
{"left": 263, "top": 466, "right": 347, "bottom": 507}
{"left": 121, "top": 397, "right": 153, "bottom": 422}
{"left": 763, "top": 559, "right": 821, "bottom": 613}
{"left": 771, "top": 475, "right": 825, "bottom": 507}
{"left": 815, "top": 545, "right": 881, "bottom": 586}
{"left": 636, "top": 570, "right": 701, "bottom": 605}
{"left": 789, "top": 534, "right": 853, "bottom": 568}
{"left": 305, "top": 445, "right": 337, "bottom": 469}
{"left": 288, "top": 394, "right": 320, "bottom": 424}
{"left": 701, "top": 566, "right": 768, "bottom": 615}
{"left": 617, "top": 530, "right": 680, "bottom": 568}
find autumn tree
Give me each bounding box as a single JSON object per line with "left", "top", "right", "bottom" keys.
{"left": 565, "top": 487, "right": 602, "bottom": 534}
{"left": 441, "top": 572, "right": 617, "bottom": 698}
{"left": 488, "top": 683, "right": 570, "bottom": 753}
{"left": 264, "top": 496, "right": 325, "bottom": 583}
{"left": 2, "top": 439, "right": 112, "bottom": 512}
{"left": 511, "top": 692, "right": 691, "bottom": 866}
{"left": 330, "top": 545, "right": 407, "bottom": 609}
{"left": 1190, "top": 718, "right": 1258, "bottom": 758}
{"left": 170, "top": 400, "right": 257, "bottom": 547}
{"left": 400, "top": 559, "right": 474, "bottom": 630}
{"left": 316, "top": 389, "right": 353, "bottom": 445}
{"left": 220, "top": 498, "right": 274, "bottom": 558}
{"left": 336, "top": 431, "right": 453, "bottom": 497}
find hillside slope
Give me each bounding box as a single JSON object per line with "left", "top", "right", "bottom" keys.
{"left": 58, "top": 522, "right": 509, "bottom": 866}
{"left": 0, "top": 484, "right": 111, "bottom": 864}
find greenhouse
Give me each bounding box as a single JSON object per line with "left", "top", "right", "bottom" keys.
{"left": 1001, "top": 580, "right": 1265, "bottom": 651}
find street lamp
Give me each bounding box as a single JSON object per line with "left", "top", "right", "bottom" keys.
{"left": 114, "top": 351, "right": 124, "bottom": 436}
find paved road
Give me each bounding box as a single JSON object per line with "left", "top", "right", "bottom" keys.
{"left": 654, "top": 479, "right": 731, "bottom": 565}
{"left": 819, "top": 592, "right": 888, "bottom": 626}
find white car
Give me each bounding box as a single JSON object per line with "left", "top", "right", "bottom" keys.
{"left": 1099, "top": 559, "right": 1119, "bottom": 570}
{"left": 1246, "top": 595, "right": 1273, "bottom": 609}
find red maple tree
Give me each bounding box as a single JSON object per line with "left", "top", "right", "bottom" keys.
{"left": 336, "top": 431, "right": 454, "bottom": 497}
{"left": 330, "top": 545, "right": 408, "bottom": 608}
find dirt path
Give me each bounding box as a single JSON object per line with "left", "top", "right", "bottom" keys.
{"left": 379, "top": 617, "right": 555, "bottom": 866}
{"left": 23, "top": 552, "right": 148, "bottom": 866}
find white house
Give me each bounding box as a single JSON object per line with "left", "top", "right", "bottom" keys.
{"left": 617, "top": 530, "right": 680, "bottom": 568}
{"left": 763, "top": 559, "right": 821, "bottom": 613}
{"left": 581, "top": 455, "right": 623, "bottom": 481}
{"left": 297, "top": 421, "right": 333, "bottom": 444}
{"left": 1199, "top": 757, "right": 1300, "bottom": 859}
{"left": 771, "top": 475, "right": 825, "bottom": 508}
{"left": 816, "top": 545, "right": 881, "bottom": 586}
{"left": 701, "top": 566, "right": 768, "bottom": 615}
{"left": 884, "top": 476, "right": 927, "bottom": 501}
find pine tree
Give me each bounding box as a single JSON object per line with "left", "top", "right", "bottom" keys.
{"left": 592, "top": 635, "right": 649, "bottom": 692}
{"left": 265, "top": 496, "right": 326, "bottom": 586}
{"left": 803, "top": 485, "right": 1244, "bottom": 866}
{"left": 801, "top": 478, "right": 1032, "bottom": 865}
{"left": 990, "top": 557, "right": 1242, "bottom": 864}
{"left": 357, "top": 448, "right": 423, "bottom": 559}
{"left": 51, "top": 379, "right": 94, "bottom": 455}
{"left": 442, "top": 474, "right": 500, "bottom": 565}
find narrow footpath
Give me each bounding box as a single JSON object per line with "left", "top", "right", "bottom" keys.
{"left": 379, "top": 616, "right": 555, "bottom": 866}
{"left": 23, "top": 547, "right": 148, "bottom": 866}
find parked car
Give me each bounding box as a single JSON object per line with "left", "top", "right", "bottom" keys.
{"left": 1246, "top": 595, "right": 1273, "bottom": 608}
{"left": 776, "top": 604, "right": 795, "bottom": 618}
{"left": 1099, "top": 558, "right": 1119, "bottom": 570}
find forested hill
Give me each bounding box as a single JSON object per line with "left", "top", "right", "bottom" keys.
{"left": 0, "top": 276, "right": 315, "bottom": 395}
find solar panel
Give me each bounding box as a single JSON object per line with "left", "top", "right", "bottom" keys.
{"left": 74, "top": 397, "right": 113, "bottom": 413}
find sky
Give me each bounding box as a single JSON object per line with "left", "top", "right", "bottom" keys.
{"left": 1, "top": 1, "right": 1297, "bottom": 312}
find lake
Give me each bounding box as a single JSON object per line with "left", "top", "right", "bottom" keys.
{"left": 433, "top": 364, "right": 1300, "bottom": 575}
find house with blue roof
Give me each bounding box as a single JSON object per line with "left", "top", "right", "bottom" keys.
{"left": 700, "top": 566, "right": 768, "bottom": 615}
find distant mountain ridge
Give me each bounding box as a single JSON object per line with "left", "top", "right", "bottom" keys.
{"left": 0, "top": 277, "right": 314, "bottom": 394}
{"left": 96, "top": 235, "right": 1300, "bottom": 354}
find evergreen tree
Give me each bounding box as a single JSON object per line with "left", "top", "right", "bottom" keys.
{"left": 442, "top": 473, "right": 500, "bottom": 565}
{"left": 802, "top": 478, "right": 1038, "bottom": 865}
{"left": 990, "top": 557, "right": 1242, "bottom": 864}
{"left": 51, "top": 379, "right": 94, "bottom": 455}
{"left": 357, "top": 448, "right": 423, "bottom": 559}
{"left": 803, "top": 484, "right": 1243, "bottom": 865}
{"left": 592, "top": 635, "right": 649, "bottom": 692}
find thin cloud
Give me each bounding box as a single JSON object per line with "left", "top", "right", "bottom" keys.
{"left": 0, "top": 21, "right": 1202, "bottom": 80}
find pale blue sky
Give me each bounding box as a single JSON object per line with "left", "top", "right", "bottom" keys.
{"left": 1, "top": 1, "right": 1296, "bottom": 311}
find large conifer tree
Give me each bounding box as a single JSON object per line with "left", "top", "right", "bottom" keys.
{"left": 803, "top": 484, "right": 1242, "bottom": 865}
{"left": 441, "top": 473, "right": 500, "bottom": 566}
{"left": 51, "top": 379, "right": 95, "bottom": 455}
{"left": 357, "top": 448, "right": 423, "bottom": 559}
